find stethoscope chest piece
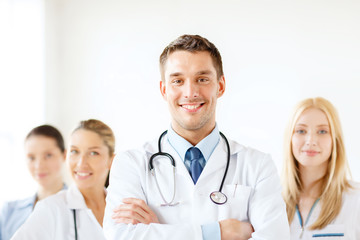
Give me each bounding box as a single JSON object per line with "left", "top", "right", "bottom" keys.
{"left": 210, "top": 191, "right": 227, "bottom": 205}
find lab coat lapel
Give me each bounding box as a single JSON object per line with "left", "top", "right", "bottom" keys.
{"left": 161, "top": 137, "right": 194, "bottom": 184}
{"left": 66, "top": 185, "right": 87, "bottom": 210}
{"left": 144, "top": 136, "right": 195, "bottom": 185}
{"left": 197, "top": 137, "right": 244, "bottom": 182}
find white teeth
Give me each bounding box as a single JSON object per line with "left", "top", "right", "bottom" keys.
{"left": 182, "top": 105, "right": 200, "bottom": 110}
{"left": 76, "top": 172, "right": 90, "bottom": 177}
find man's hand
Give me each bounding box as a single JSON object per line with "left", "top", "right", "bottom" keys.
{"left": 112, "top": 198, "right": 160, "bottom": 225}
{"left": 219, "top": 219, "right": 254, "bottom": 240}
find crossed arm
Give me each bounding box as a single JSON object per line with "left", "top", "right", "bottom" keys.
{"left": 112, "top": 198, "right": 254, "bottom": 240}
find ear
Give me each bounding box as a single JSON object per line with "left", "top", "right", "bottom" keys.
{"left": 217, "top": 75, "right": 225, "bottom": 98}
{"left": 160, "top": 80, "right": 167, "bottom": 100}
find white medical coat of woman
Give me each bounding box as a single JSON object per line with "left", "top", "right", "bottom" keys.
{"left": 104, "top": 135, "right": 290, "bottom": 240}
{"left": 11, "top": 185, "right": 106, "bottom": 240}
{"left": 290, "top": 182, "right": 360, "bottom": 240}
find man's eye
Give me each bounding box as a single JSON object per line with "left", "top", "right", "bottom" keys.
{"left": 172, "top": 79, "right": 182, "bottom": 84}
{"left": 198, "top": 78, "right": 208, "bottom": 82}
{"left": 45, "top": 153, "right": 53, "bottom": 158}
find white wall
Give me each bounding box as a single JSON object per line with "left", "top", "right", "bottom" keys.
{"left": 2, "top": 0, "right": 360, "bottom": 202}
{"left": 46, "top": 0, "right": 360, "bottom": 176}
{"left": 0, "top": 0, "right": 45, "bottom": 203}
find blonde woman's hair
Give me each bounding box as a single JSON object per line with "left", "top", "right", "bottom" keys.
{"left": 72, "top": 119, "right": 115, "bottom": 157}
{"left": 282, "top": 97, "right": 352, "bottom": 229}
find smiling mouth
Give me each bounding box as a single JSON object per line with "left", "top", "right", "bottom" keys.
{"left": 75, "top": 171, "right": 92, "bottom": 177}
{"left": 180, "top": 103, "right": 204, "bottom": 111}
{"left": 303, "top": 150, "right": 320, "bottom": 156}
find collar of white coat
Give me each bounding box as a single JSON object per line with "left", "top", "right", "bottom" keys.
{"left": 143, "top": 128, "right": 244, "bottom": 178}
{"left": 66, "top": 184, "right": 107, "bottom": 210}
{"left": 167, "top": 124, "right": 220, "bottom": 162}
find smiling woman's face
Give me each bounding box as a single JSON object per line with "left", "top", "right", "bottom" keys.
{"left": 67, "top": 129, "right": 112, "bottom": 190}
{"left": 292, "top": 107, "right": 333, "bottom": 170}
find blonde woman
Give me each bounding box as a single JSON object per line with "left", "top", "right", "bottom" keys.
{"left": 282, "top": 97, "right": 360, "bottom": 239}
{"left": 12, "top": 119, "right": 115, "bottom": 240}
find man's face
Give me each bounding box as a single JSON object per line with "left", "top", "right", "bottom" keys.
{"left": 160, "top": 50, "right": 225, "bottom": 136}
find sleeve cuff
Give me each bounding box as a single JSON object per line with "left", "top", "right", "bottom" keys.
{"left": 201, "top": 222, "right": 221, "bottom": 240}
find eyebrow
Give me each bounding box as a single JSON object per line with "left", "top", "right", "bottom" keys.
{"left": 169, "top": 72, "right": 183, "bottom": 77}
{"left": 169, "top": 70, "right": 214, "bottom": 78}
{"left": 195, "top": 70, "right": 214, "bottom": 76}
{"left": 295, "top": 123, "right": 330, "bottom": 127}
{"left": 69, "top": 146, "right": 101, "bottom": 149}
{"left": 88, "top": 146, "right": 101, "bottom": 150}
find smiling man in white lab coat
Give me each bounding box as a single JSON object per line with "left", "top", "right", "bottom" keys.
{"left": 103, "top": 34, "right": 290, "bottom": 240}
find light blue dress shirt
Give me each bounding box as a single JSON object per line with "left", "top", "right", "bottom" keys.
{"left": 0, "top": 195, "right": 36, "bottom": 240}
{"left": 167, "top": 125, "right": 221, "bottom": 240}
{"left": 0, "top": 185, "right": 67, "bottom": 240}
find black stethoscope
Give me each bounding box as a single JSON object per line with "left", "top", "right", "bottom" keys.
{"left": 149, "top": 130, "right": 231, "bottom": 206}
{"left": 72, "top": 209, "right": 78, "bottom": 240}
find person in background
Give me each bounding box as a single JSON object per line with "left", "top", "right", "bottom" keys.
{"left": 11, "top": 119, "right": 115, "bottom": 240}
{"left": 0, "top": 125, "right": 66, "bottom": 240}
{"left": 282, "top": 97, "right": 360, "bottom": 239}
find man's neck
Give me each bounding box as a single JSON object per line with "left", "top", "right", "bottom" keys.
{"left": 172, "top": 124, "right": 215, "bottom": 146}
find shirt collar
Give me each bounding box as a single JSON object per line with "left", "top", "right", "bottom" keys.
{"left": 167, "top": 124, "right": 220, "bottom": 162}
{"left": 66, "top": 184, "right": 107, "bottom": 210}
{"left": 16, "top": 194, "right": 37, "bottom": 209}
{"left": 17, "top": 184, "right": 67, "bottom": 209}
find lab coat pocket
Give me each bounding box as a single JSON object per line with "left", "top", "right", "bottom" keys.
{"left": 218, "top": 184, "right": 252, "bottom": 221}
{"left": 311, "top": 224, "right": 345, "bottom": 239}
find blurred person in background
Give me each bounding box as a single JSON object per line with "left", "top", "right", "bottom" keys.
{"left": 0, "top": 125, "right": 67, "bottom": 240}
{"left": 11, "top": 119, "right": 115, "bottom": 240}
{"left": 282, "top": 97, "right": 360, "bottom": 239}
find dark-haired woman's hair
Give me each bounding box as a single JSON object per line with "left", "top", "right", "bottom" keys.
{"left": 26, "top": 125, "right": 65, "bottom": 153}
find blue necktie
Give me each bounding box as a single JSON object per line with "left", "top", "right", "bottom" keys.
{"left": 186, "top": 147, "right": 204, "bottom": 184}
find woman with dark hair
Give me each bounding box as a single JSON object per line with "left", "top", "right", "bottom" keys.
{"left": 12, "top": 119, "right": 115, "bottom": 240}
{"left": 0, "top": 125, "right": 66, "bottom": 240}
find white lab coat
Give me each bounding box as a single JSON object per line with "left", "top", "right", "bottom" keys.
{"left": 11, "top": 185, "right": 106, "bottom": 240}
{"left": 104, "top": 135, "right": 290, "bottom": 240}
{"left": 290, "top": 182, "right": 360, "bottom": 240}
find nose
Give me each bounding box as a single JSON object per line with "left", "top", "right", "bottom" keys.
{"left": 184, "top": 80, "right": 199, "bottom": 99}
{"left": 34, "top": 157, "right": 44, "bottom": 170}
{"left": 76, "top": 154, "right": 87, "bottom": 167}
{"left": 305, "top": 132, "right": 317, "bottom": 146}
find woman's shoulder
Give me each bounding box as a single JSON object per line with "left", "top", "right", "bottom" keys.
{"left": 1, "top": 195, "right": 35, "bottom": 214}
{"left": 35, "top": 189, "right": 68, "bottom": 210}
{"left": 343, "top": 180, "right": 360, "bottom": 201}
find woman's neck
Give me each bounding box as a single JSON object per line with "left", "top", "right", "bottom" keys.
{"left": 79, "top": 185, "right": 106, "bottom": 226}
{"left": 299, "top": 163, "right": 327, "bottom": 198}
{"left": 37, "top": 180, "right": 64, "bottom": 201}
{"left": 80, "top": 185, "right": 105, "bottom": 207}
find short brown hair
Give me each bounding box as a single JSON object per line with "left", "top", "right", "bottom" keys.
{"left": 159, "top": 34, "right": 224, "bottom": 80}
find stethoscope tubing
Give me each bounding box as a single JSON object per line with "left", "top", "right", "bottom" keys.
{"left": 72, "top": 209, "right": 78, "bottom": 240}
{"left": 218, "top": 132, "right": 230, "bottom": 194}
{"left": 149, "top": 130, "right": 231, "bottom": 205}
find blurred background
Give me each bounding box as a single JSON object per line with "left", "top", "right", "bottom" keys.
{"left": 1, "top": 0, "right": 360, "bottom": 204}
